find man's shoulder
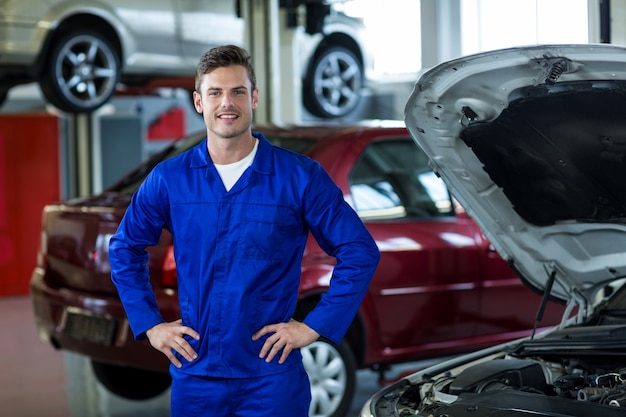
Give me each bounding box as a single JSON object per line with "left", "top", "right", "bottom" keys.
{"left": 257, "top": 136, "right": 314, "bottom": 164}
{"left": 157, "top": 139, "right": 208, "bottom": 171}
{"left": 252, "top": 132, "right": 316, "bottom": 171}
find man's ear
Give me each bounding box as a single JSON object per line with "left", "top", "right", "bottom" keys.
{"left": 193, "top": 90, "right": 202, "bottom": 113}
{"left": 251, "top": 88, "right": 259, "bottom": 110}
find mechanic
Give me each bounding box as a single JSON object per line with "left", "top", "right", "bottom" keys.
{"left": 109, "top": 44, "right": 380, "bottom": 417}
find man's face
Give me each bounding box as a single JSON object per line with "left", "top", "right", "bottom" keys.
{"left": 193, "top": 65, "right": 258, "bottom": 140}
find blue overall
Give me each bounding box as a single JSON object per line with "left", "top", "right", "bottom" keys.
{"left": 109, "top": 132, "right": 380, "bottom": 416}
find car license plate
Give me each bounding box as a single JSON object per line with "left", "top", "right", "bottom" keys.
{"left": 63, "top": 309, "right": 117, "bottom": 346}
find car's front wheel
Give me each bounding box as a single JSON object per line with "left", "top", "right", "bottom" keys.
{"left": 302, "top": 338, "right": 356, "bottom": 417}
{"left": 40, "top": 30, "right": 120, "bottom": 113}
{"left": 303, "top": 46, "right": 363, "bottom": 119}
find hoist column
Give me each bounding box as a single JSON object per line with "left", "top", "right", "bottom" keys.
{"left": 65, "top": 111, "right": 104, "bottom": 198}
{"left": 240, "top": 0, "right": 303, "bottom": 125}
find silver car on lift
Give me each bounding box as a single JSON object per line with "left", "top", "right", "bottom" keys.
{"left": 0, "top": 0, "right": 371, "bottom": 118}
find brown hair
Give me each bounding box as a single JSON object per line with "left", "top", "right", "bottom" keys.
{"left": 194, "top": 45, "right": 257, "bottom": 93}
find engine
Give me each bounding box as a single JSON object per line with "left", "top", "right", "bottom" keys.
{"left": 553, "top": 367, "right": 626, "bottom": 407}
{"left": 412, "top": 357, "right": 626, "bottom": 416}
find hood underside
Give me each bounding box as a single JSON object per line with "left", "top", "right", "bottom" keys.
{"left": 405, "top": 44, "right": 626, "bottom": 304}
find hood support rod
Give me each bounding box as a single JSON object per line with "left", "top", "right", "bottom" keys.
{"left": 531, "top": 269, "right": 557, "bottom": 339}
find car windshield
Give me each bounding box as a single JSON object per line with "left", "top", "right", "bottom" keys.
{"left": 109, "top": 131, "right": 317, "bottom": 195}
{"left": 349, "top": 138, "right": 454, "bottom": 219}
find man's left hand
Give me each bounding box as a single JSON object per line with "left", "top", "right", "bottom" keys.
{"left": 252, "top": 319, "right": 320, "bottom": 364}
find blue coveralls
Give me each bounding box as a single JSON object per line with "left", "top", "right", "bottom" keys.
{"left": 109, "top": 132, "right": 380, "bottom": 416}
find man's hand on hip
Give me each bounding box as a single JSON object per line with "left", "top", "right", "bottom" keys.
{"left": 252, "top": 319, "right": 320, "bottom": 364}
{"left": 146, "top": 319, "right": 200, "bottom": 368}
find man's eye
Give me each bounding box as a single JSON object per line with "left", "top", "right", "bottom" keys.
{"left": 208, "top": 91, "right": 220, "bottom": 97}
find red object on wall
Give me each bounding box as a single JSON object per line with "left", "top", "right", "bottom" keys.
{"left": 0, "top": 113, "right": 60, "bottom": 296}
{"left": 146, "top": 106, "right": 186, "bottom": 141}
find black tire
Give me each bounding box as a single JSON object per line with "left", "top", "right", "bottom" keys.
{"left": 91, "top": 361, "right": 171, "bottom": 400}
{"left": 0, "top": 88, "right": 8, "bottom": 108}
{"left": 40, "top": 30, "right": 120, "bottom": 113}
{"left": 303, "top": 46, "right": 363, "bottom": 119}
{"left": 302, "top": 338, "right": 357, "bottom": 417}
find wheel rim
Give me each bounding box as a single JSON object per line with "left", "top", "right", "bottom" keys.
{"left": 302, "top": 340, "right": 347, "bottom": 417}
{"left": 312, "top": 50, "right": 362, "bottom": 117}
{"left": 53, "top": 34, "right": 118, "bottom": 110}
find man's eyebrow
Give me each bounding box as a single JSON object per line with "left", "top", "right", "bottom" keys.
{"left": 207, "top": 85, "right": 248, "bottom": 91}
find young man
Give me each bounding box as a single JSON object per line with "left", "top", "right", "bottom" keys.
{"left": 109, "top": 45, "right": 380, "bottom": 416}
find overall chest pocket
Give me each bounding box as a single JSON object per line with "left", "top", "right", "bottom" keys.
{"left": 237, "top": 205, "right": 301, "bottom": 260}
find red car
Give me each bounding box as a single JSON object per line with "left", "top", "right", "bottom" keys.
{"left": 30, "top": 123, "right": 564, "bottom": 417}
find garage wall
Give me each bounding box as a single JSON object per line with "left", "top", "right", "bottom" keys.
{"left": 0, "top": 114, "right": 60, "bottom": 295}
{"left": 610, "top": 0, "right": 626, "bottom": 45}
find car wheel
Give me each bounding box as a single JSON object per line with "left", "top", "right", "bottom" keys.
{"left": 40, "top": 30, "right": 120, "bottom": 113}
{"left": 303, "top": 46, "right": 363, "bottom": 119}
{"left": 0, "top": 87, "right": 8, "bottom": 108}
{"left": 302, "top": 338, "right": 356, "bottom": 417}
{"left": 91, "top": 361, "right": 171, "bottom": 400}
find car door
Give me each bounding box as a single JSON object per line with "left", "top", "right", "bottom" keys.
{"left": 348, "top": 137, "right": 486, "bottom": 351}
{"left": 174, "top": 0, "right": 244, "bottom": 66}
{"left": 474, "top": 240, "right": 566, "bottom": 336}
{"left": 347, "top": 136, "right": 565, "bottom": 357}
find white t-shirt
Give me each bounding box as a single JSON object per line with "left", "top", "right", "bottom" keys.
{"left": 214, "top": 138, "right": 259, "bottom": 191}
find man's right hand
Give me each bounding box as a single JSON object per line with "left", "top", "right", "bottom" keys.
{"left": 145, "top": 319, "right": 200, "bottom": 368}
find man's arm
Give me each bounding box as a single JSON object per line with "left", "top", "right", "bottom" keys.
{"left": 300, "top": 163, "right": 380, "bottom": 345}
{"left": 109, "top": 168, "right": 174, "bottom": 339}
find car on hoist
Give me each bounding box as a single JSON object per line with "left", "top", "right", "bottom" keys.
{"left": 362, "top": 43, "right": 626, "bottom": 417}
{"left": 29, "top": 121, "right": 566, "bottom": 417}
{"left": 0, "top": 0, "right": 370, "bottom": 119}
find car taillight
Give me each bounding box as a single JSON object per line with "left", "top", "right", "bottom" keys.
{"left": 161, "top": 245, "right": 178, "bottom": 288}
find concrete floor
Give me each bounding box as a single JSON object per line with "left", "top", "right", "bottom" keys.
{"left": 1, "top": 295, "right": 435, "bottom": 417}
{"left": 1, "top": 296, "right": 69, "bottom": 417}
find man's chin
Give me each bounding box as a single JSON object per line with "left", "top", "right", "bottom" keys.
{"left": 212, "top": 125, "right": 247, "bottom": 139}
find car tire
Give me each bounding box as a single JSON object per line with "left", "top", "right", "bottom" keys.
{"left": 40, "top": 30, "right": 120, "bottom": 113}
{"left": 302, "top": 338, "right": 356, "bottom": 417}
{"left": 91, "top": 361, "right": 171, "bottom": 400}
{"left": 0, "top": 87, "right": 8, "bottom": 108}
{"left": 303, "top": 46, "right": 363, "bottom": 119}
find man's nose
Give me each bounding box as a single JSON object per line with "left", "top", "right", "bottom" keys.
{"left": 221, "top": 95, "right": 234, "bottom": 108}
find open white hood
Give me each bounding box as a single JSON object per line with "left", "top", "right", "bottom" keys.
{"left": 405, "top": 44, "right": 626, "bottom": 306}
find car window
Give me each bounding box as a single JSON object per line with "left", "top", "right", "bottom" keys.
{"left": 349, "top": 138, "right": 454, "bottom": 220}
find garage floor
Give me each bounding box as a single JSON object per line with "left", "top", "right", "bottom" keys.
{"left": 1, "top": 296, "right": 69, "bottom": 417}
{"left": 1, "top": 295, "right": 434, "bottom": 417}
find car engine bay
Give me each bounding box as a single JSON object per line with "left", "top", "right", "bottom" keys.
{"left": 391, "top": 324, "right": 626, "bottom": 417}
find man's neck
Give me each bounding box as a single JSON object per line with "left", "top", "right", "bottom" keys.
{"left": 207, "top": 133, "right": 257, "bottom": 165}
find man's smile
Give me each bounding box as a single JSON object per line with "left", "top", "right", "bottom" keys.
{"left": 218, "top": 113, "right": 239, "bottom": 121}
